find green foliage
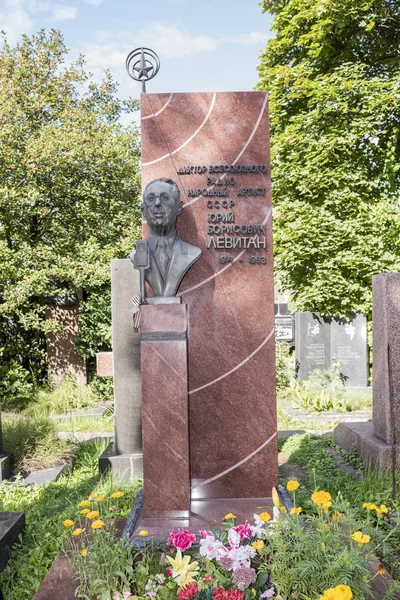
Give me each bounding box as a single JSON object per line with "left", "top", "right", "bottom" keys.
{"left": 0, "top": 29, "right": 141, "bottom": 408}
{"left": 275, "top": 341, "right": 293, "bottom": 390}
{"left": 2, "top": 414, "right": 72, "bottom": 473}
{"left": 75, "top": 286, "right": 112, "bottom": 359}
{"left": 257, "top": 0, "right": 400, "bottom": 317}
{"left": 0, "top": 440, "right": 141, "bottom": 600}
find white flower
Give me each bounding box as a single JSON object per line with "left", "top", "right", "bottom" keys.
{"left": 229, "top": 545, "right": 256, "bottom": 570}
{"left": 199, "top": 535, "right": 224, "bottom": 560}
{"left": 272, "top": 506, "right": 280, "bottom": 521}
{"left": 228, "top": 528, "right": 241, "bottom": 548}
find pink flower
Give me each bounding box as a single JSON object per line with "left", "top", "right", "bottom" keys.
{"left": 260, "top": 589, "right": 275, "bottom": 598}
{"left": 167, "top": 568, "right": 173, "bottom": 577}
{"left": 233, "top": 521, "right": 253, "bottom": 541}
{"left": 168, "top": 529, "right": 196, "bottom": 552}
{"left": 200, "top": 530, "right": 212, "bottom": 539}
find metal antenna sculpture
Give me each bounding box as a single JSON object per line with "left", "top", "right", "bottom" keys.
{"left": 126, "top": 47, "right": 160, "bottom": 93}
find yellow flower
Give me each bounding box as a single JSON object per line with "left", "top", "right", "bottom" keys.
{"left": 322, "top": 501, "right": 332, "bottom": 512}
{"left": 351, "top": 531, "right": 371, "bottom": 546}
{"left": 251, "top": 540, "right": 264, "bottom": 552}
{"left": 286, "top": 480, "right": 300, "bottom": 492}
{"left": 375, "top": 504, "right": 388, "bottom": 516}
{"left": 378, "top": 565, "right": 386, "bottom": 575}
{"left": 280, "top": 506, "right": 287, "bottom": 513}
{"left": 320, "top": 584, "right": 353, "bottom": 600}
{"left": 89, "top": 492, "right": 97, "bottom": 500}
{"left": 79, "top": 500, "right": 90, "bottom": 507}
{"left": 259, "top": 511, "right": 271, "bottom": 522}
{"left": 166, "top": 549, "right": 199, "bottom": 587}
{"left": 86, "top": 511, "right": 100, "bottom": 520}
{"left": 63, "top": 520, "right": 74, "bottom": 528}
{"left": 332, "top": 510, "right": 343, "bottom": 522}
{"left": 112, "top": 491, "right": 125, "bottom": 499}
{"left": 311, "top": 491, "right": 332, "bottom": 507}
{"left": 363, "top": 502, "right": 377, "bottom": 511}
{"left": 80, "top": 548, "right": 88, "bottom": 557}
{"left": 95, "top": 495, "right": 104, "bottom": 501}
{"left": 80, "top": 509, "right": 90, "bottom": 515}
{"left": 72, "top": 528, "right": 83, "bottom": 537}
{"left": 91, "top": 519, "right": 105, "bottom": 530}
{"left": 223, "top": 513, "right": 236, "bottom": 520}
{"left": 290, "top": 507, "right": 303, "bottom": 515}
{"left": 138, "top": 530, "right": 149, "bottom": 537}
{"left": 272, "top": 487, "right": 280, "bottom": 509}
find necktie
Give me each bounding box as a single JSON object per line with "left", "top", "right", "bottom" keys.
{"left": 156, "top": 239, "right": 169, "bottom": 280}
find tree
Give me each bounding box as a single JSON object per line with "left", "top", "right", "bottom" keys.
{"left": 0, "top": 30, "right": 141, "bottom": 407}
{"left": 257, "top": 0, "right": 400, "bottom": 317}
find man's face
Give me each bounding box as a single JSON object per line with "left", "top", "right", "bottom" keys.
{"left": 143, "top": 181, "right": 181, "bottom": 233}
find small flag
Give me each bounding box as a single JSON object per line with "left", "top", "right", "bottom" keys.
{"left": 131, "top": 295, "right": 141, "bottom": 333}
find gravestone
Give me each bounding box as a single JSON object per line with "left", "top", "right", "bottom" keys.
{"left": 138, "top": 90, "right": 277, "bottom": 517}
{"left": 99, "top": 262, "right": 143, "bottom": 478}
{"left": 0, "top": 413, "right": 12, "bottom": 481}
{"left": 295, "top": 313, "right": 331, "bottom": 378}
{"left": 295, "top": 312, "right": 368, "bottom": 387}
{"left": 274, "top": 302, "right": 294, "bottom": 343}
{"left": 45, "top": 289, "right": 87, "bottom": 387}
{"left": 334, "top": 273, "right": 400, "bottom": 468}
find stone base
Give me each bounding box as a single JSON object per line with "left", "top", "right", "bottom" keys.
{"left": 0, "top": 512, "right": 25, "bottom": 570}
{"left": 130, "top": 497, "right": 273, "bottom": 543}
{"left": 334, "top": 421, "right": 400, "bottom": 469}
{"left": 98, "top": 442, "right": 143, "bottom": 480}
{"left": 0, "top": 453, "right": 12, "bottom": 481}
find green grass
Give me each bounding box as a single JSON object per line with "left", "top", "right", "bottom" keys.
{"left": 55, "top": 415, "right": 114, "bottom": 434}
{"left": 2, "top": 415, "right": 73, "bottom": 474}
{"left": 0, "top": 440, "right": 142, "bottom": 600}
{"left": 277, "top": 407, "right": 340, "bottom": 432}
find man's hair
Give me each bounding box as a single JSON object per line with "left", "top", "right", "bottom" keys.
{"left": 144, "top": 178, "right": 180, "bottom": 204}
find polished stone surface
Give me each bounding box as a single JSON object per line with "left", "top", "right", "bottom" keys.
{"left": 372, "top": 274, "right": 400, "bottom": 444}
{"left": 295, "top": 312, "right": 368, "bottom": 387}
{"left": 111, "top": 259, "right": 142, "bottom": 456}
{"left": 131, "top": 497, "right": 273, "bottom": 541}
{"left": 0, "top": 453, "right": 12, "bottom": 482}
{"left": 0, "top": 512, "right": 25, "bottom": 571}
{"left": 141, "top": 304, "right": 190, "bottom": 517}
{"left": 98, "top": 442, "right": 143, "bottom": 480}
{"left": 141, "top": 92, "right": 277, "bottom": 499}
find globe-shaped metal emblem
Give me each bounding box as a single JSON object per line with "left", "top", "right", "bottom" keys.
{"left": 126, "top": 47, "right": 160, "bottom": 84}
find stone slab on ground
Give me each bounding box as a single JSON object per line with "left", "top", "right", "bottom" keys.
{"left": 33, "top": 520, "right": 126, "bottom": 600}
{"left": 0, "top": 512, "right": 25, "bottom": 571}
{"left": 48, "top": 401, "right": 113, "bottom": 421}
{"left": 279, "top": 403, "right": 372, "bottom": 424}
{"left": 23, "top": 463, "right": 73, "bottom": 486}
{"left": 98, "top": 442, "right": 143, "bottom": 480}
{"left": 278, "top": 452, "right": 308, "bottom": 483}
{"left": 334, "top": 421, "right": 400, "bottom": 469}
{"left": 58, "top": 432, "right": 112, "bottom": 442}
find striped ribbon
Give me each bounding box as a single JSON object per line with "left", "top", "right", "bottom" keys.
{"left": 131, "top": 295, "right": 141, "bottom": 333}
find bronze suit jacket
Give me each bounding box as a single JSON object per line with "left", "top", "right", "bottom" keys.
{"left": 145, "top": 235, "right": 202, "bottom": 297}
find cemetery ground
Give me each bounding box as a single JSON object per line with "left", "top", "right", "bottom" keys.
{"left": 0, "top": 377, "right": 399, "bottom": 599}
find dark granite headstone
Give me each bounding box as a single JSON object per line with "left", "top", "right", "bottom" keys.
{"left": 331, "top": 314, "right": 368, "bottom": 387}
{"left": 0, "top": 512, "right": 25, "bottom": 571}
{"left": 295, "top": 312, "right": 368, "bottom": 387}
{"left": 295, "top": 312, "right": 331, "bottom": 378}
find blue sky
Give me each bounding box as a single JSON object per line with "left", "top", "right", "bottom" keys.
{"left": 0, "top": 0, "right": 273, "bottom": 106}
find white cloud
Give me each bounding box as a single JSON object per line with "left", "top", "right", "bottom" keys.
{"left": 241, "top": 31, "right": 269, "bottom": 45}
{"left": 138, "top": 23, "right": 217, "bottom": 58}
{"left": 0, "top": 0, "right": 33, "bottom": 43}
{"left": 84, "top": 0, "right": 105, "bottom": 6}
{"left": 52, "top": 4, "right": 77, "bottom": 20}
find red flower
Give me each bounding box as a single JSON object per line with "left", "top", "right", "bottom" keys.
{"left": 233, "top": 521, "right": 252, "bottom": 541}
{"left": 168, "top": 529, "right": 196, "bottom": 552}
{"left": 212, "top": 588, "right": 245, "bottom": 600}
{"left": 178, "top": 582, "right": 199, "bottom": 600}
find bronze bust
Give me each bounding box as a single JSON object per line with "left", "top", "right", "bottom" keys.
{"left": 131, "top": 178, "right": 202, "bottom": 303}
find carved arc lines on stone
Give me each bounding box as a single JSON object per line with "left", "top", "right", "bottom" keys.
{"left": 142, "top": 94, "right": 173, "bottom": 120}
{"left": 191, "top": 430, "right": 278, "bottom": 490}
{"left": 189, "top": 326, "right": 275, "bottom": 395}
{"left": 179, "top": 208, "right": 271, "bottom": 297}
{"left": 184, "top": 93, "right": 269, "bottom": 208}
{"left": 142, "top": 93, "right": 217, "bottom": 167}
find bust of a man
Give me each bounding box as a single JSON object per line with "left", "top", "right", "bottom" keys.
{"left": 132, "top": 178, "right": 202, "bottom": 301}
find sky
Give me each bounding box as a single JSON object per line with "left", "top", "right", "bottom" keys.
{"left": 0, "top": 0, "right": 274, "bottom": 111}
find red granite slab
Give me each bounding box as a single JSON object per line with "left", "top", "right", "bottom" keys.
{"left": 141, "top": 304, "right": 190, "bottom": 517}
{"left": 141, "top": 92, "right": 277, "bottom": 500}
